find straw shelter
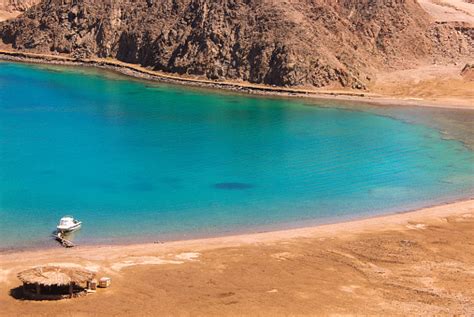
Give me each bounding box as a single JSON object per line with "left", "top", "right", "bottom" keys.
{"left": 17, "top": 266, "right": 95, "bottom": 299}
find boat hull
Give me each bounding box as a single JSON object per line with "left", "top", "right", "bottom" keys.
{"left": 57, "top": 223, "right": 82, "bottom": 232}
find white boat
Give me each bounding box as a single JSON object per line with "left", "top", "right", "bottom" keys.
{"left": 57, "top": 216, "right": 82, "bottom": 232}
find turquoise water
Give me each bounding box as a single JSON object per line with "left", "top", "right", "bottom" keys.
{"left": 0, "top": 62, "right": 473, "bottom": 249}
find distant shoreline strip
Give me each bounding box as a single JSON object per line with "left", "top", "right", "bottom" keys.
{"left": 0, "top": 49, "right": 370, "bottom": 97}
{"left": 1, "top": 49, "right": 472, "bottom": 110}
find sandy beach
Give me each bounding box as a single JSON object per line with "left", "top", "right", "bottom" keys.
{"left": 1, "top": 199, "right": 473, "bottom": 316}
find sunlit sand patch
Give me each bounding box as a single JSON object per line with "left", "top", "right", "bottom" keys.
{"left": 0, "top": 268, "right": 12, "bottom": 283}
{"left": 403, "top": 97, "right": 424, "bottom": 101}
{"left": 110, "top": 253, "right": 201, "bottom": 272}
{"left": 406, "top": 223, "right": 427, "bottom": 230}
{"left": 271, "top": 252, "right": 298, "bottom": 261}
{"left": 294, "top": 291, "right": 312, "bottom": 299}
{"left": 367, "top": 263, "right": 391, "bottom": 276}
{"left": 175, "top": 252, "right": 200, "bottom": 261}
{"left": 110, "top": 257, "right": 183, "bottom": 271}
{"left": 328, "top": 250, "right": 357, "bottom": 260}
{"left": 340, "top": 285, "right": 361, "bottom": 293}
{"left": 46, "top": 262, "right": 101, "bottom": 272}
{"left": 417, "top": 276, "right": 436, "bottom": 288}
{"left": 212, "top": 263, "right": 227, "bottom": 274}
{"left": 328, "top": 250, "right": 393, "bottom": 277}
{"left": 266, "top": 289, "right": 278, "bottom": 293}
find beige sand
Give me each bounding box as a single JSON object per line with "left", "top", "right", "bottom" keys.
{"left": 418, "top": 0, "right": 474, "bottom": 24}
{"left": 1, "top": 199, "right": 473, "bottom": 316}
{"left": 0, "top": 11, "right": 17, "bottom": 22}
{"left": 370, "top": 63, "right": 474, "bottom": 108}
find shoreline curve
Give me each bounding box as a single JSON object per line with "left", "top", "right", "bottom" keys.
{"left": 1, "top": 49, "right": 473, "bottom": 110}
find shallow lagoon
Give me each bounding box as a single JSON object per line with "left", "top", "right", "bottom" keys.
{"left": 0, "top": 62, "right": 473, "bottom": 249}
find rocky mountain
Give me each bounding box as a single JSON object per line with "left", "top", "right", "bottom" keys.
{"left": 1, "top": 0, "right": 472, "bottom": 88}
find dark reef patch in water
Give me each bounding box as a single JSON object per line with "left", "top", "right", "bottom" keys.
{"left": 213, "top": 182, "right": 255, "bottom": 190}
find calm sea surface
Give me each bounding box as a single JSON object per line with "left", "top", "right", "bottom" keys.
{"left": 0, "top": 62, "right": 473, "bottom": 249}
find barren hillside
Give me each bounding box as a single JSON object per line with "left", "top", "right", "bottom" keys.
{"left": 0, "top": 0, "right": 473, "bottom": 89}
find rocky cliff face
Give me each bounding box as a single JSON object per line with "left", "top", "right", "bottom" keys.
{"left": 1, "top": 0, "right": 472, "bottom": 88}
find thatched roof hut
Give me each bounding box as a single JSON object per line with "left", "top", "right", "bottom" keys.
{"left": 18, "top": 266, "right": 95, "bottom": 286}
{"left": 17, "top": 266, "right": 96, "bottom": 299}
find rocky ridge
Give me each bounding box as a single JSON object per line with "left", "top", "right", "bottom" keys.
{"left": 0, "top": 0, "right": 473, "bottom": 88}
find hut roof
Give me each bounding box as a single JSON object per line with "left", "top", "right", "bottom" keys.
{"left": 17, "top": 266, "right": 95, "bottom": 286}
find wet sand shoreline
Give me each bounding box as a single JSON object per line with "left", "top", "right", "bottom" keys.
{"left": 1, "top": 198, "right": 472, "bottom": 259}
{"left": 1, "top": 193, "right": 472, "bottom": 255}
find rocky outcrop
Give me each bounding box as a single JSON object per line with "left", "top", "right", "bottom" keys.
{"left": 461, "top": 63, "right": 474, "bottom": 81}
{"left": 1, "top": 0, "right": 473, "bottom": 89}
